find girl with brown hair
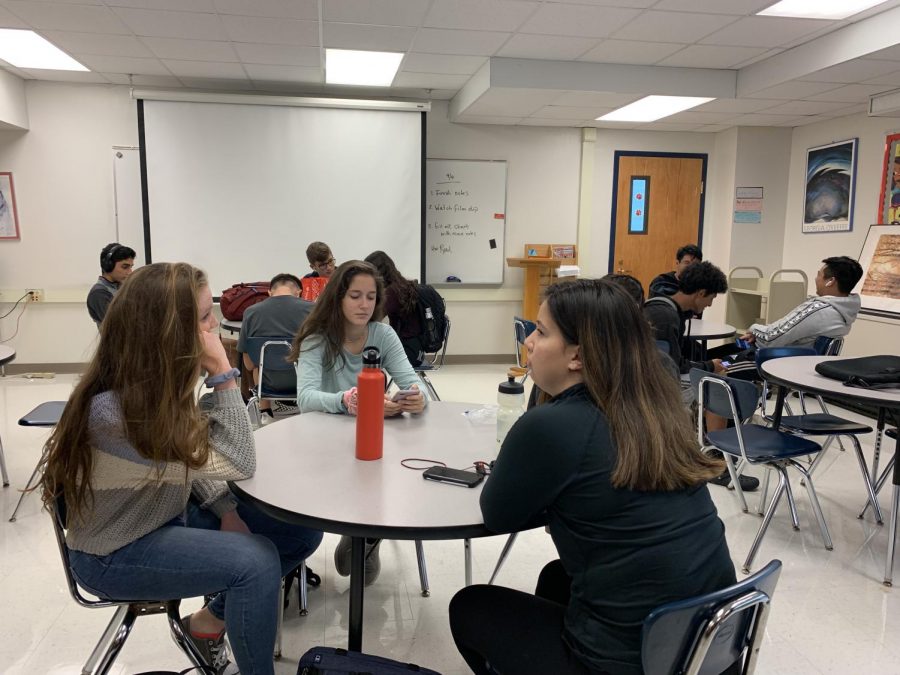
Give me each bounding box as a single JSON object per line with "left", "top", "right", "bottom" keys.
{"left": 450, "top": 278, "right": 735, "bottom": 675}
{"left": 42, "top": 262, "right": 322, "bottom": 675}
{"left": 363, "top": 250, "right": 424, "bottom": 365}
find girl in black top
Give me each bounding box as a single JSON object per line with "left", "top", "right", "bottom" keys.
{"left": 449, "top": 279, "right": 735, "bottom": 675}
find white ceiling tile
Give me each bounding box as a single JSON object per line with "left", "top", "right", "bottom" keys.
{"left": 221, "top": 15, "right": 319, "bottom": 45}
{"left": 652, "top": 0, "right": 772, "bottom": 13}
{"left": 424, "top": 89, "right": 456, "bottom": 99}
{"left": 578, "top": 39, "right": 683, "bottom": 65}
{"left": 179, "top": 76, "right": 255, "bottom": 90}
{"left": 728, "top": 113, "right": 802, "bottom": 125}
{"left": 243, "top": 63, "right": 322, "bottom": 83}
{"left": 805, "top": 84, "right": 892, "bottom": 103}
{"left": 141, "top": 37, "right": 237, "bottom": 62}
{"left": 19, "top": 67, "right": 110, "bottom": 82}
{"left": 745, "top": 81, "right": 842, "bottom": 99}
{"left": 552, "top": 90, "right": 639, "bottom": 107}
{"left": 323, "top": 23, "right": 416, "bottom": 51}
{"left": 587, "top": 119, "right": 637, "bottom": 129}
{"left": 761, "top": 100, "right": 852, "bottom": 115}
{"left": 658, "top": 45, "right": 767, "bottom": 68}
{"left": 234, "top": 43, "right": 319, "bottom": 67}
{"left": 695, "top": 98, "right": 781, "bottom": 113}
{"left": 665, "top": 109, "right": 738, "bottom": 123}
{"left": 862, "top": 69, "right": 900, "bottom": 86}
{"left": 463, "top": 87, "right": 560, "bottom": 116}
{"left": 41, "top": 31, "right": 153, "bottom": 57}
{"left": 105, "top": 0, "right": 215, "bottom": 10}
{"left": 826, "top": 103, "right": 867, "bottom": 117}
{"left": 453, "top": 114, "right": 524, "bottom": 124}
{"left": 0, "top": 5, "right": 29, "bottom": 27}
{"left": 402, "top": 53, "right": 486, "bottom": 75}
{"left": 163, "top": 59, "right": 247, "bottom": 78}
{"left": 213, "top": 0, "right": 318, "bottom": 20}
{"left": 699, "top": 16, "right": 828, "bottom": 48}
{"left": 520, "top": 4, "right": 640, "bottom": 39}
{"left": 611, "top": 11, "right": 738, "bottom": 43}
{"left": 323, "top": 0, "right": 428, "bottom": 26}
{"left": 533, "top": 104, "right": 609, "bottom": 119}
{"left": 497, "top": 33, "right": 596, "bottom": 60}
{"left": 393, "top": 71, "right": 471, "bottom": 89}
{"left": 866, "top": 44, "right": 900, "bottom": 62}
{"left": 424, "top": 0, "right": 538, "bottom": 32}
{"left": 112, "top": 8, "right": 227, "bottom": 40}
{"left": 799, "top": 58, "right": 900, "bottom": 84}
{"left": 100, "top": 72, "right": 183, "bottom": 86}
{"left": 257, "top": 80, "right": 323, "bottom": 93}
{"left": 694, "top": 124, "right": 736, "bottom": 132}
{"left": 518, "top": 117, "right": 587, "bottom": 127}
{"left": 75, "top": 54, "right": 171, "bottom": 75}
{"left": 559, "top": 0, "right": 655, "bottom": 6}
{"left": 731, "top": 47, "right": 783, "bottom": 69}
{"left": 4, "top": 1, "right": 130, "bottom": 33}
{"left": 411, "top": 28, "right": 510, "bottom": 56}
{"left": 641, "top": 121, "right": 704, "bottom": 131}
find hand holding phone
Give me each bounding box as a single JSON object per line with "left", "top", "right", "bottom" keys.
{"left": 392, "top": 388, "right": 416, "bottom": 402}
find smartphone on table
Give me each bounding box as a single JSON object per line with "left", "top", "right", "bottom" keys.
{"left": 423, "top": 466, "right": 484, "bottom": 488}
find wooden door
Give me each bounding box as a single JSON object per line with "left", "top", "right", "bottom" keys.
{"left": 610, "top": 153, "right": 706, "bottom": 294}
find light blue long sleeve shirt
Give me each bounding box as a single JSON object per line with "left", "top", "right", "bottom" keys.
{"left": 296, "top": 321, "right": 425, "bottom": 413}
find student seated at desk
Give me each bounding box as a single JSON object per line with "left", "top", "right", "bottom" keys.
{"left": 364, "top": 249, "right": 425, "bottom": 366}
{"left": 86, "top": 242, "right": 136, "bottom": 327}
{"left": 290, "top": 260, "right": 426, "bottom": 584}
{"left": 450, "top": 279, "right": 736, "bottom": 675}
{"left": 43, "top": 263, "right": 322, "bottom": 675}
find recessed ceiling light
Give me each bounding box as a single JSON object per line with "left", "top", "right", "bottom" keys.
{"left": 758, "top": 0, "right": 888, "bottom": 20}
{"left": 325, "top": 48, "right": 403, "bottom": 87}
{"left": 0, "top": 29, "right": 87, "bottom": 71}
{"left": 597, "top": 95, "right": 714, "bottom": 123}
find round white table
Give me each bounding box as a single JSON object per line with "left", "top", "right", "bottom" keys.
{"left": 230, "top": 401, "right": 503, "bottom": 650}
{"left": 0, "top": 344, "right": 15, "bottom": 377}
{"left": 687, "top": 319, "right": 735, "bottom": 359}
{"left": 220, "top": 319, "right": 242, "bottom": 335}
{"left": 760, "top": 355, "right": 900, "bottom": 585}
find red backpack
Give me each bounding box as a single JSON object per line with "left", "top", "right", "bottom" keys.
{"left": 220, "top": 281, "right": 270, "bottom": 320}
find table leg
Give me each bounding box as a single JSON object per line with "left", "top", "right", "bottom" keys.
{"left": 464, "top": 538, "right": 472, "bottom": 587}
{"left": 348, "top": 536, "right": 365, "bottom": 651}
{"left": 872, "top": 409, "right": 886, "bottom": 485}
{"left": 884, "top": 422, "right": 900, "bottom": 587}
{"left": 771, "top": 386, "right": 787, "bottom": 428}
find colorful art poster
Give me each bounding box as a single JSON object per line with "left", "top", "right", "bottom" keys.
{"left": 803, "top": 139, "right": 857, "bottom": 234}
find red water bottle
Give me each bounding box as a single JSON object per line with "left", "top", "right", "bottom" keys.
{"left": 356, "top": 346, "right": 385, "bottom": 461}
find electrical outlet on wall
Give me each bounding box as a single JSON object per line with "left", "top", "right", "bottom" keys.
{"left": 26, "top": 289, "right": 43, "bottom": 302}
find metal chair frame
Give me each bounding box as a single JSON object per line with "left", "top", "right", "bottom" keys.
{"left": 412, "top": 316, "right": 451, "bottom": 401}
{"left": 695, "top": 371, "right": 830, "bottom": 573}
{"left": 243, "top": 338, "right": 297, "bottom": 426}
{"left": 50, "top": 500, "right": 209, "bottom": 675}
{"left": 9, "top": 401, "right": 67, "bottom": 522}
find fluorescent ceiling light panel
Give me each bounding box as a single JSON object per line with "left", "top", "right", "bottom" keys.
{"left": 325, "top": 49, "right": 402, "bottom": 87}
{"left": 597, "top": 95, "right": 714, "bottom": 122}
{"left": 0, "top": 29, "right": 87, "bottom": 71}
{"left": 758, "top": 0, "right": 888, "bottom": 20}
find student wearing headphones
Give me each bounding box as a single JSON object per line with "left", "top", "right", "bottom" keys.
{"left": 87, "top": 242, "right": 136, "bottom": 327}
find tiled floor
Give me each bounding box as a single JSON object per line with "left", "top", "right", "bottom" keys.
{"left": 1, "top": 365, "right": 899, "bottom": 674}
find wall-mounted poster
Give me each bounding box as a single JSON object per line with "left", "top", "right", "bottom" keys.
{"left": 0, "top": 172, "right": 20, "bottom": 240}
{"left": 856, "top": 224, "right": 900, "bottom": 319}
{"left": 877, "top": 132, "right": 900, "bottom": 224}
{"left": 803, "top": 139, "right": 857, "bottom": 234}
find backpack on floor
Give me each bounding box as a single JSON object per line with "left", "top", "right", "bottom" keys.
{"left": 413, "top": 284, "right": 447, "bottom": 353}
{"left": 298, "top": 647, "right": 441, "bottom": 674}
{"left": 219, "top": 281, "right": 270, "bottom": 320}
{"left": 815, "top": 355, "right": 900, "bottom": 390}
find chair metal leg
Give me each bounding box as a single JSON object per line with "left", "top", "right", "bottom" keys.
{"left": 299, "top": 559, "right": 309, "bottom": 616}
{"left": 91, "top": 604, "right": 139, "bottom": 675}
{"left": 724, "top": 455, "right": 748, "bottom": 513}
{"left": 415, "top": 540, "right": 430, "bottom": 597}
{"left": 756, "top": 468, "right": 771, "bottom": 516}
{"left": 884, "top": 482, "right": 900, "bottom": 587}
{"left": 417, "top": 372, "right": 440, "bottom": 401}
{"left": 872, "top": 418, "right": 886, "bottom": 485}
{"left": 274, "top": 580, "right": 284, "bottom": 658}
{"left": 0, "top": 433, "right": 9, "bottom": 487}
{"left": 847, "top": 435, "right": 884, "bottom": 524}
{"left": 80, "top": 605, "right": 129, "bottom": 675}
{"left": 782, "top": 473, "right": 801, "bottom": 531}
{"left": 464, "top": 538, "right": 472, "bottom": 587}
{"left": 488, "top": 533, "right": 519, "bottom": 585}
{"left": 791, "top": 461, "right": 833, "bottom": 551}
{"left": 166, "top": 600, "right": 208, "bottom": 669}
{"left": 743, "top": 468, "right": 788, "bottom": 574}
{"left": 9, "top": 456, "right": 44, "bottom": 522}
{"left": 859, "top": 455, "right": 896, "bottom": 519}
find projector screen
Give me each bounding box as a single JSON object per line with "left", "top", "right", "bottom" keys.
{"left": 138, "top": 98, "right": 424, "bottom": 296}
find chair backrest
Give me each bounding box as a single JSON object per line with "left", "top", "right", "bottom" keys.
{"left": 642, "top": 560, "right": 782, "bottom": 675}
{"left": 243, "top": 337, "right": 295, "bottom": 399}
{"left": 754, "top": 346, "right": 816, "bottom": 367}
{"left": 420, "top": 316, "right": 451, "bottom": 370}
{"left": 513, "top": 317, "right": 536, "bottom": 369}
{"left": 690, "top": 369, "right": 759, "bottom": 423}
{"left": 813, "top": 335, "right": 844, "bottom": 356}
{"left": 242, "top": 336, "right": 294, "bottom": 370}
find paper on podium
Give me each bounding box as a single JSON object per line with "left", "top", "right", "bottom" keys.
{"left": 557, "top": 265, "right": 580, "bottom": 277}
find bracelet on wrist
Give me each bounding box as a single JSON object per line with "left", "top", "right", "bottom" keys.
{"left": 204, "top": 367, "right": 240, "bottom": 388}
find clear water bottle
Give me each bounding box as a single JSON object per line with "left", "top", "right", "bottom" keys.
{"left": 496, "top": 376, "right": 525, "bottom": 450}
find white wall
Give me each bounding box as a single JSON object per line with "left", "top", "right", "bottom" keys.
{"left": 0, "top": 69, "right": 27, "bottom": 130}
{"left": 782, "top": 112, "right": 900, "bottom": 356}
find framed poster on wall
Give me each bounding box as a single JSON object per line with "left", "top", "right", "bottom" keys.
{"left": 877, "top": 132, "right": 900, "bottom": 224}
{"left": 856, "top": 224, "right": 900, "bottom": 319}
{"left": 0, "top": 172, "right": 20, "bottom": 240}
{"left": 802, "top": 138, "right": 857, "bottom": 234}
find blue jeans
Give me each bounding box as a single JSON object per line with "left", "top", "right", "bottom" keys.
{"left": 69, "top": 494, "right": 322, "bottom": 675}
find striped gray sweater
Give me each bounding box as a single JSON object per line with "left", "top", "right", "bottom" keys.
{"left": 66, "top": 387, "right": 256, "bottom": 556}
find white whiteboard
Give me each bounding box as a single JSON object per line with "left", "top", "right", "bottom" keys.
{"left": 425, "top": 159, "right": 506, "bottom": 285}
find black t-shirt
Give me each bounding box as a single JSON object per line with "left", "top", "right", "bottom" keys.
{"left": 481, "top": 384, "right": 736, "bottom": 675}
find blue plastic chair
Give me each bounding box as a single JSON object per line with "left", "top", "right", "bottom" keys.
{"left": 242, "top": 337, "right": 297, "bottom": 424}
{"left": 642, "top": 560, "right": 782, "bottom": 675}
{"left": 755, "top": 347, "right": 882, "bottom": 524}
{"left": 691, "top": 369, "right": 828, "bottom": 574}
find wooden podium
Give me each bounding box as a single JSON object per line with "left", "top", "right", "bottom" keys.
{"left": 506, "top": 244, "right": 578, "bottom": 321}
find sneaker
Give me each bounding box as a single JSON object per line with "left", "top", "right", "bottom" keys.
{"left": 272, "top": 400, "right": 300, "bottom": 417}
{"left": 709, "top": 470, "right": 760, "bottom": 492}
{"left": 181, "top": 615, "right": 230, "bottom": 673}
{"left": 334, "top": 536, "right": 382, "bottom": 586}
